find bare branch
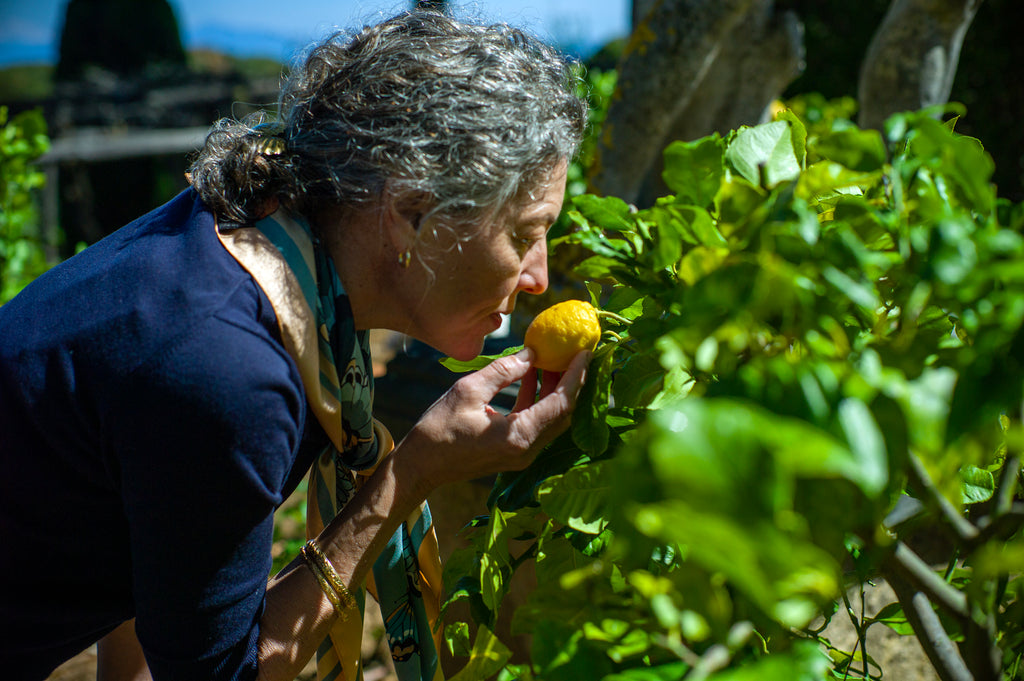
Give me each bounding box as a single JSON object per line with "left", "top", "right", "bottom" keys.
{"left": 887, "top": 573, "right": 974, "bottom": 681}
{"left": 885, "top": 541, "right": 969, "bottom": 621}
{"left": 906, "top": 453, "right": 979, "bottom": 543}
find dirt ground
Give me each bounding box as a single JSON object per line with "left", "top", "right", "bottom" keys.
{"left": 46, "top": 610, "right": 397, "bottom": 681}
{"left": 820, "top": 581, "right": 940, "bottom": 681}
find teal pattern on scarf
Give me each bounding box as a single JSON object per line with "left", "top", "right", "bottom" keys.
{"left": 252, "top": 209, "right": 439, "bottom": 681}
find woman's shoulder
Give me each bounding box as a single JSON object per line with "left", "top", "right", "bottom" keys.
{"left": 0, "top": 190, "right": 301, "bottom": 428}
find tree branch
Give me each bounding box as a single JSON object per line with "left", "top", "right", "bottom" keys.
{"left": 884, "top": 541, "right": 969, "bottom": 621}
{"left": 993, "top": 454, "right": 1020, "bottom": 516}
{"left": 972, "top": 504, "right": 1024, "bottom": 547}
{"left": 906, "top": 452, "right": 979, "bottom": 543}
{"left": 887, "top": 572, "right": 974, "bottom": 681}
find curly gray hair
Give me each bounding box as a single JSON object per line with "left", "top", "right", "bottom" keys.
{"left": 189, "top": 10, "right": 587, "bottom": 227}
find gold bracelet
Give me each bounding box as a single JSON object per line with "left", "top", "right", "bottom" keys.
{"left": 302, "top": 539, "right": 357, "bottom": 613}
{"left": 302, "top": 547, "right": 344, "bottom": 613}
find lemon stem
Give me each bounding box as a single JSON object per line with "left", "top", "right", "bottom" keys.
{"left": 596, "top": 310, "right": 633, "bottom": 326}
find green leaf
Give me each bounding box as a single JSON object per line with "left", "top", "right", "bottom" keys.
{"left": 814, "top": 127, "right": 887, "bottom": 172}
{"left": 443, "top": 546, "right": 481, "bottom": 595}
{"left": 441, "top": 345, "right": 523, "bottom": 373}
{"left": 603, "top": 662, "right": 690, "bottom": 680}
{"left": 714, "top": 175, "right": 770, "bottom": 236}
{"left": 488, "top": 429, "right": 592, "bottom": 511}
{"left": 535, "top": 533, "right": 590, "bottom": 586}
{"left": 822, "top": 266, "right": 879, "bottom": 314}
{"left": 705, "top": 641, "right": 829, "bottom": 680}
{"left": 480, "top": 508, "right": 511, "bottom": 611}
{"left": 572, "top": 349, "right": 614, "bottom": 456}
{"left": 837, "top": 398, "right": 889, "bottom": 497}
{"left": 960, "top": 464, "right": 995, "bottom": 505}
{"left": 775, "top": 107, "right": 807, "bottom": 167}
{"left": 530, "top": 621, "right": 614, "bottom": 681}
{"left": 447, "top": 625, "right": 513, "bottom": 681}
{"left": 537, "top": 461, "right": 610, "bottom": 534}
{"left": 796, "top": 161, "right": 882, "bottom": 200}
{"left": 573, "top": 194, "right": 636, "bottom": 232}
{"left": 604, "top": 285, "right": 646, "bottom": 320}
{"left": 574, "top": 255, "right": 628, "bottom": 280}
{"left": 662, "top": 134, "right": 726, "bottom": 207}
{"left": 725, "top": 121, "right": 801, "bottom": 188}
{"left": 677, "top": 245, "right": 730, "bottom": 286}
{"left": 971, "top": 539, "right": 1024, "bottom": 581}
{"left": 612, "top": 351, "right": 667, "bottom": 408}
{"left": 445, "top": 621, "right": 472, "bottom": 658}
{"left": 867, "top": 602, "right": 915, "bottom": 636}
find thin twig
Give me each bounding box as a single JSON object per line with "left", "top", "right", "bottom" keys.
{"left": 906, "top": 453, "right": 979, "bottom": 543}
{"left": 841, "top": 589, "right": 861, "bottom": 680}
{"left": 685, "top": 644, "right": 730, "bottom": 681}
{"left": 971, "top": 504, "right": 1024, "bottom": 548}
{"left": 994, "top": 454, "right": 1021, "bottom": 517}
{"left": 859, "top": 584, "right": 870, "bottom": 680}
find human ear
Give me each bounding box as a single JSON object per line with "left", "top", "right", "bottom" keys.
{"left": 383, "top": 188, "right": 431, "bottom": 255}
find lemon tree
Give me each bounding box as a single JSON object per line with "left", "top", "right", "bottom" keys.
{"left": 0, "top": 106, "right": 51, "bottom": 304}
{"left": 442, "top": 98, "right": 1024, "bottom": 681}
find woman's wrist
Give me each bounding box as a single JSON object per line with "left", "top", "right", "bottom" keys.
{"left": 388, "top": 431, "right": 444, "bottom": 506}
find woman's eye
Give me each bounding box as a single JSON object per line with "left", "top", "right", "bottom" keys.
{"left": 514, "top": 234, "right": 537, "bottom": 250}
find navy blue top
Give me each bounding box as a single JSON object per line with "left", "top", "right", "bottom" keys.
{"left": 0, "top": 190, "right": 325, "bottom": 680}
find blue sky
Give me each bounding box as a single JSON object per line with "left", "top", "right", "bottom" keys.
{"left": 0, "top": 0, "right": 630, "bottom": 67}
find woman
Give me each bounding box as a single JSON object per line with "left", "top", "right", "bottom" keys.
{"left": 0, "top": 10, "right": 588, "bottom": 681}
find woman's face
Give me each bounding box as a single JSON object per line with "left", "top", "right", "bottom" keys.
{"left": 404, "top": 162, "right": 568, "bottom": 361}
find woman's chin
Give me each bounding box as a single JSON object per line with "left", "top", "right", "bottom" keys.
{"left": 445, "top": 342, "right": 486, "bottom": 362}
{"left": 434, "top": 333, "right": 488, "bottom": 362}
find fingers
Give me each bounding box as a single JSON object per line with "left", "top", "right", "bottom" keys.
{"left": 509, "top": 349, "right": 592, "bottom": 446}
{"left": 558, "top": 349, "right": 592, "bottom": 397}
{"left": 512, "top": 365, "right": 538, "bottom": 413}
{"left": 538, "top": 367, "right": 561, "bottom": 400}
{"left": 459, "top": 347, "right": 535, "bottom": 405}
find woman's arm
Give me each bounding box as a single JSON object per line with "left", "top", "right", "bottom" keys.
{"left": 97, "top": 620, "right": 152, "bottom": 681}
{"left": 255, "top": 347, "right": 589, "bottom": 681}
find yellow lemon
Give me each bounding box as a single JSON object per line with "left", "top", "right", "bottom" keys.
{"left": 524, "top": 299, "right": 601, "bottom": 372}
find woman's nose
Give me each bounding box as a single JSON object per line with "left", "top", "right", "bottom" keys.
{"left": 518, "top": 240, "right": 549, "bottom": 295}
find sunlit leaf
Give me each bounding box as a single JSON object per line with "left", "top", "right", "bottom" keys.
{"left": 662, "top": 134, "right": 726, "bottom": 208}
{"left": 537, "top": 461, "right": 611, "bottom": 534}
{"left": 960, "top": 464, "right": 995, "bottom": 505}
{"left": 447, "top": 625, "right": 512, "bottom": 681}
{"left": 725, "top": 121, "right": 802, "bottom": 188}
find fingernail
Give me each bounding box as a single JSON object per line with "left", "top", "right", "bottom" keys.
{"left": 517, "top": 347, "right": 534, "bottom": 362}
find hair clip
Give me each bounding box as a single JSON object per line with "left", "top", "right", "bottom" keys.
{"left": 253, "top": 121, "right": 287, "bottom": 156}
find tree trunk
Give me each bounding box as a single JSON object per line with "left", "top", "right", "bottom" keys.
{"left": 592, "top": 0, "right": 804, "bottom": 206}
{"left": 632, "top": 0, "right": 659, "bottom": 28}
{"left": 858, "top": 0, "right": 984, "bottom": 130}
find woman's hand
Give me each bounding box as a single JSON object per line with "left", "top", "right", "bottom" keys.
{"left": 398, "top": 347, "right": 590, "bottom": 493}
{"left": 258, "top": 347, "right": 588, "bottom": 681}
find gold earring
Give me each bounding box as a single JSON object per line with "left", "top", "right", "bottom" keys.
{"left": 398, "top": 250, "right": 411, "bottom": 268}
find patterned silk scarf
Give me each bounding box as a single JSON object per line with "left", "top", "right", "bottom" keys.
{"left": 216, "top": 208, "right": 444, "bottom": 681}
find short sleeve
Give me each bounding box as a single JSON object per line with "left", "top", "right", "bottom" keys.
{"left": 110, "top": 304, "right": 304, "bottom": 681}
